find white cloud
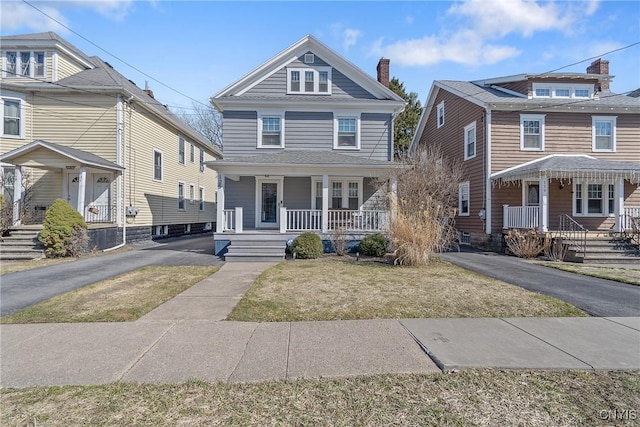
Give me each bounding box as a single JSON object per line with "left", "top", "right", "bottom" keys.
{"left": 69, "top": 0, "right": 134, "bottom": 21}
{"left": 342, "top": 28, "right": 362, "bottom": 50}
{"left": 0, "top": 1, "right": 70, "bottom": 33}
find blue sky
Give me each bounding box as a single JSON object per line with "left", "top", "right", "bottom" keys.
{"left": 2, "top": 0, "right": 639, "bottom": 110}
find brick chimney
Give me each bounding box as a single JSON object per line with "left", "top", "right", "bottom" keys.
{"left": 144, "top": 81, "right": 155, "bottom": 98}
{"left": 586, "top": 58, "right": 610, "bottom": 90}
{"left": 376, "top": 58, "right": 390, "bottom": 88}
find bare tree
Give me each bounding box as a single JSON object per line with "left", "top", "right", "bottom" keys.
{"left": 174, "top": 101, "right": 223, "bottom": 149}
{"left": 379, "top": 145, "right": 463, "bottom": 265}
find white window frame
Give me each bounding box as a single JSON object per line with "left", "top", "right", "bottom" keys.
{"left": 199, "top": 186, "right": 205, "bottom": 211}
{"left": 1, "top": 95, "right": 25, "bottom": 138}
{"left": 573, "top": 180, "right": 616, "bottom": 217}
{"left": 178, "top": 181, "right": 186, "bottom": 210}
{"left": 2, "top": 51, "right": 47, "bottom": 79}
{"left": 458, "top": 181, "right": 470, "bottom": 216}
{"left": 199, "top": 148, "right": 205, "bottom": 172}
{"left": 311, "top": 177, "right": 363, "bottom": 210}
{"left": 34, "top": 51, "right": 46, "bottom": 78}
{"left": 464, "top": 121, "right": 476, "bottom": 160}
{"left": 520, "top": 114, "right": 545, "bottom": 151}
{"left": 153, "top": 148, "right": 163, "bottom": 182}
{"left": 592, "top": 116, "right": 617, "bottom": 152}
{"left": 190, "top": 142, "right": 195, "bottom": 163}
{"left": 286, "top": 66, "right": 332, "bottom": 95}
{"left": 437, "top": 101, "right": 445, "bottom": 128}
{"left": 333, "top": 112, "right": 361, "bottom": 150}
{"left": 257, "top": 111, "right": 285, "bottom": 148}
{"left": 178, "top": 136, "right": 185, "bottom": 164}
{"left": 189, "top": 183, "right": 195, "bottom": 204}
{"left": 532, "top": 82, "right": 594, "bottom": 99}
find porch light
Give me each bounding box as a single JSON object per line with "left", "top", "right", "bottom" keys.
{"left": 65, "top": 165, "right": 76, "bottom": 170}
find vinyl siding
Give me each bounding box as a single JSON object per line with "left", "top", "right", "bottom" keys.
{"left": 221, "top": 111, "right": 257, "bottom": 156}
{"left": 55, "top": 51, "right": 87, "bottom": 80}
{"left": 283, "top": 177, "right": 312, "bottom": 209}
{"left": 416, "top": 88, "right": 486, "bottom": 234}
{"left": 25, "top": 168, "right": 61, "bottom": 208}
{"left": 285, "top": 112, "right": 333, "bottom": 149}
{"left": 360, "top": 113, "right": 391, "bottom": 161}
{"left": 224, "top": 176, "right": 255, "bottom": 227}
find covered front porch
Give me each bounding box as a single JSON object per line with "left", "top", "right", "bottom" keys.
{"left": 0, "top": 140, "right": 124, "bottom": 227}
{"left": 492, "top": 155, "right": 640, "bottom": 234}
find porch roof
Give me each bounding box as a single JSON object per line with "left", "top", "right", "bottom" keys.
{"left": 491, "top": 154, "right": 640, "bottom": 185}
{"left": 0, "top": 140, "right": 124, "bottom": 171}
{"left": 205, "top": 150, "right": 400, "bottom": 177}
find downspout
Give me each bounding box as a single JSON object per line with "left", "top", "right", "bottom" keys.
{"left": 485, "top": 108, "right": 492, "bottom": 236}
{"left": 104, "top": 94, "right": 128, "bottom": 251}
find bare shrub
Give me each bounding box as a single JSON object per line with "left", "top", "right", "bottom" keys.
{"left": 67, "top": 227, "right": 89, "bottom": 257}
{"left": 329, "top": 227, "right": 348, "bottom": 256}
{"left": 505, "top": 229, "right": 548, "bottom": 259}
{"left": 379, "top": 146, "right": 462, "bottom": 266}
{"left": 544, "top": 232, "right": 569, "bottom": 262}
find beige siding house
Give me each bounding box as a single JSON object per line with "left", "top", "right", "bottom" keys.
{"left": 411, "top": 59, "right": 640, "bottom": 260}
{"left": 0, "top": 32, "right": 222, "bottom": 249}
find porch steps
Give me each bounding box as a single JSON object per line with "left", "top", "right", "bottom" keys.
{"left": 1, "top": 226, "right": 46, "bottom": 261}
{"left": 565, "top": 234, "right": 640, "bottom": 264}
{"left": 221, "top": 233, "right": 287, "bottom": 263}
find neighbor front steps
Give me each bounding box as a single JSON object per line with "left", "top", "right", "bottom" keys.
{"left": 565, "top": 233, "right": 640, "bottom": 264}
{"left": 1, "top": 225, "right": 45, "bottom": 261}
{"left": 222, "top": 233, "right": 287, "bottom": 263}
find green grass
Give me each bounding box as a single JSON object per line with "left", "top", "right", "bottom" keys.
{"left": 2, "top": 371, "right": 638, "bottom": 426}
{"left": 1, "top": 266, "right": 218, "bottom": 323}
{"left": 539, "top": 262, "right": 640, "bottom": 286}
{"left": 228, "top": 258, "right": 585, "bottom": 321}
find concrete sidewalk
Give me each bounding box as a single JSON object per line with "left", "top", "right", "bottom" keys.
{"left": 1, "top": 261, "right": 639, "bottom": 389}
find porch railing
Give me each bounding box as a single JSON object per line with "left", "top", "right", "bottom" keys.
{"left": 222, "top": 209, "right": 236, "bottom": 232}
{"left": 558, "top": 214, "right": 588, "bottom": 258}
{"left": 622, "top": 206, "right": 640, "bottom": 232}
{"left": 286, "top": 209, "right": 322, "bottom": 231}
{"left": 503, "top": 205, "right": 539, "bottom": 229}
{"left": 327, "top": 210, "right": 389, "bottom": 232}
{"left": 84, "top": 205, "right": 116, "bottom": 223}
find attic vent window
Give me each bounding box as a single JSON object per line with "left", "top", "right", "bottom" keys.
{"left": 304, "top": 54, "right": 315, "bottom": 64}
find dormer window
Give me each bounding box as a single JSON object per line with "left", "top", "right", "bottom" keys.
{"left": 2, "top": 50, "right": 47, "bottom": 78}
{"left": 535, "top": 88, "right": 550, "bottom": 97}
{"left": 287, "top": 67, "right": 332, "bottom": 95}
{"left": 532, "top": 82, "right": 593, "bottom": 99}
{"left": 555, "top": 88, "right": 570, "bottom": 97}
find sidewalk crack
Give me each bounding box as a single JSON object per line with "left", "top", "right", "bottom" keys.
{"left": 116, "top": 322, "right": 178, "bottom": 381}
{"left": 499, "top": 318, "right": 595, "bottom": 369}
{"left": 227, "top": 323, "right": 260, "bottom": 382}
{"left": 285, "top": 322, "right": 292, "bottom": 380}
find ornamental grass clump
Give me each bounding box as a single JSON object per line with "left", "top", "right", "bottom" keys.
{"left": 39, "top": 198, "right": 88, "bottom": 258}
{"left": 291, "top": 232, "right": 323, "bottom": 259}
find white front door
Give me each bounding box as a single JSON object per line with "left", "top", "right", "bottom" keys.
{"left": 92, "top": 175, "right": 111, "bottom": 221}
{"left": 68, "top": 173, "right": 79, "bottom": 209}
{"left": 256, "top": 177, "right": 283, "bottom": 228}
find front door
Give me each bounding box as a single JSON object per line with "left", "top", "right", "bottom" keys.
{"left": 92, "top": 175, "right": 111, "bottom": 221}
{"left": 257, "top": 178, "right": 282, "bottom": 228}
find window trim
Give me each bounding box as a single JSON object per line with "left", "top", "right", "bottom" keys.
{"left": 190, "top": 141, "right": 195, "bottom": 163}
{"left": 189, "top": 183, "right": 195, "bottom": 204}
{"left": 287, "top": 66, "right": 332, "bottom": 95}
{"left": 178, "top": 136, "right": 185, "bottom": 164}
{"left": 592, "top": 116, "right": 617, "bottom": 153}
{"left": 311, "top": 177, "right": 363, "bottom": 210}
{"left": 257, "top": 110, "right": 285, "bottom": 148}
{"left": 531, "top": 82, "right": 593, "bottom": 99}
{"left": 437, "top": 101, "right": 445, "bottom": 128}
{"left": 464, "top": 121, "right": 476, "bottom": 160}
{"left": 153, "top": 148, "right": 163, "bottom": 182}
{"left": 520, "top": 114, "right": 545, "bottom": 151}
{"left": 458, "top": 181, "right": 470, "bottom": 216}
{"left": 199, "top": 186, "right": 205, "bottom": 211}
{"left": 573, "top": 180, "right": 616, "bottom": 217}
{"left": 199, "top": 148, "right": 205, "bottom": 172}
{"left": 2, "top": 50, "right": 47, "bottom": 79}
{"left": 2, "top": 96, "right": 25, "bottom": 138}
{"left": 177, "top": 181, "right": 186, "bottom": 211}
{"left": 333, "top": 112, "right": 361, "bottom": 150}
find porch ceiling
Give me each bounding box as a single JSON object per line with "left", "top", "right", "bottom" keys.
{"left": 491, "top": 155, "right": 640, "bottom": 185}
{"left": 205, "top": 150, "right": 401, "bottom": 177}
{"left": 0, "top": 140, "right": 124, "bottom": 172}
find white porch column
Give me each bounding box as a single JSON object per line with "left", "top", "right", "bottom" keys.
{"left": 503, "top": 204, "right": 509, "bottom": 229}
{"left": 77, "top": 167, "right": 87, "bottom": 217}
{"left": 389, "top": 175, "right": 397, "bottom": 222}
{"left": 614, "top": 177, "right": 624, "bottom": 232}
{"left": 321, "top": 174, "right": 329, "bottom": 233}
{"left": 279, "top": 207, "right": 287, "bottom": 233}
{"left": 12, "top": 166, "right": 22, "bottom": 226}
{"left": 235, "top": 207, "right": 243, "bottom": 233}
{"left": 216, "top": 186, "right": 225, "bottom": 233}
{"left": 539, "top": 177, "right": 549, "bottom": 232}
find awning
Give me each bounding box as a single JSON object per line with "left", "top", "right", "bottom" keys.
{"left": 0, "top": 140, "right": 124, "bottom": 172}
{"left": 491, "top": 155, "right": 640, "bottom": 185}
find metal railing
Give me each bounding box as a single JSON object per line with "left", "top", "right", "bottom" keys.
{"left": 84, "top": 205, "right": 116, "bottom": 223}
{"left": 558, "top": 214, "right": 588, "bottom": 258}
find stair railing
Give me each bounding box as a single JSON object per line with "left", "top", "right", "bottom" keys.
{"left": 558, "top": 214, "right": 588, "bottom": 258}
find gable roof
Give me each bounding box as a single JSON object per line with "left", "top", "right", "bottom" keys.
{"left": 213, "top": 34, "right": 404, "bottom": 104}
{"left": 0, "top": 140, "right": 124, "bottom": 171}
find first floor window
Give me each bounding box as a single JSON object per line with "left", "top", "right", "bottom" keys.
{"left": 336, "top": 117, "right": 357, "bottom": 148}
{"left": 189, "top": 184, "right": 195, "bottom": 203}
{"left": 332, "top": 182, "right": 342, "bottom": 209}
{"left": 199, "top": 187, "right": 205, "bottom": 211}
{"left": 348, "top": 182, "right": 359, "bottom": 210}
{"left": 464, "top": 121, "right": 476, "bottom": 160}
{"left": 458, "top": 182, "right": 470, "bottom": 216}
{"left": 592, "top": 116, "right": 616, "bottom": 152}
{"left": 3, "top": 99, "right": 21, "bottom": 136}
{"left": 153, "top": 149, "right": 163, "bottom": 181}
{"left": 178, "top": 182, "right": 185, "bottom": 210}
{"left": 315, "top": 181, "right": 323, "bottom": 210}
{"left": 313, "top": 178, "right": 362, "bottom": 210}
{"left": 574, "top": 181, "right": 616, "bottom": 216}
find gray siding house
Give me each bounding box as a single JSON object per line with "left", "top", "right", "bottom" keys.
{"left": 208, "top": 35, "right": 405, "bottom": 260}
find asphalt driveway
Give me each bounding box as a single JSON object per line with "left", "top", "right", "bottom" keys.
{"left": 441, "top": 248, "right": 640, "bottom": 317}
{"left": 1, "top": 234, "right": 223, "bottom": 316}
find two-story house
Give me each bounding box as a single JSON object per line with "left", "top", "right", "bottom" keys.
{"left": 0, "top": 32, "right": 222, "bottom": 255}
{"left": 411, "top": 59, "right": 640, "bottom": 262}
{"left": 208, "top": 35, "right": 405, "bottom": 261}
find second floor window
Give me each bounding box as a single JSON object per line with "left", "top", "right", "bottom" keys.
{"left": 336, "top": 117, "right": 358, "bottom": 149}
{"left": 437, "top": 102, "right": 445, "bottom": 128}
{"left": 190, "top": 142, "right": 195, "bottom": 162}
{"left": 153, "top": 149, "right": 163, "bottom": 181}
{"left": 262, "top": 117, "right": 281, "bottom": 146}
{"left": 200, "top": 148, "right": 205, "bottom": 172}
{"left": 178, "top": 137, "right": 185, "bottom": 164}
{"left": 3, "top": 99, "right": 21, "bottom": 137}
{"left": 520, "top": 114, "right": 545, "bottom": 151}
{"left": 464, "top": 122, "right": 476, "bottom": 160}
{"left": 592, "top": 116, "right": 616, "bottom": 152}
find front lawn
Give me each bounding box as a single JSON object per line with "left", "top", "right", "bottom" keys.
{"left": 539, "top": 262, "right": 640, "bottom": 286}
{"left": 227, "top": 258, "right": 585, "bottom": 321}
